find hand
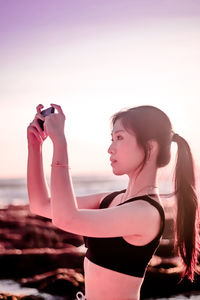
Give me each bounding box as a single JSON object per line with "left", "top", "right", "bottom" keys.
{"left": 27, "top": 104, "right": 47, "bottom": 147}
{"left": 44, "top": 104, "right": 66, "bottom": 144}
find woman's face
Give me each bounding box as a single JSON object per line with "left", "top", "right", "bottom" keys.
{"left": 108, "top": 119, "right": 145, "bottom": 176}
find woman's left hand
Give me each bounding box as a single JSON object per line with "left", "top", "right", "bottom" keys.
{"left": 44, "top": 104, "right": 66, "bottom": 144}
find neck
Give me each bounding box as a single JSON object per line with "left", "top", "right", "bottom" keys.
{"left": 123, "top": 163, "right": 158, "bottom": 200}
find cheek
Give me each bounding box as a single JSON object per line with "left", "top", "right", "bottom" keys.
{"left": 125, "top": 143, "right": 144, "bottom": 164}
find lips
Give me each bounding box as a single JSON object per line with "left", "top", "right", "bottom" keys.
{"left": 110, "top": 158, "right": 117, "bottom": 163}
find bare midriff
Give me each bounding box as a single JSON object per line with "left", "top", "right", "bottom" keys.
{"left": 84, "top": 256, "right": 144, "bottom": 300}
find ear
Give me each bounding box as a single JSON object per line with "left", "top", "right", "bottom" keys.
{"left": 147, "top": 139, "right": 159, "bottom": 160}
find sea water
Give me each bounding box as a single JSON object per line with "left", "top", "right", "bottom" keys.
{"left": 0, "top": 279, "right": 64, "bottom": 299}
{"left": 0, "top": 174, "right": 175, "bottom": 208}
{"left": 0, "top": 175, "right": 129, "bottom": 208}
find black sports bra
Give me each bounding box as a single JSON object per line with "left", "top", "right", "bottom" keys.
{"left": 83, "top": 189, "right": 165, "bottom": 278}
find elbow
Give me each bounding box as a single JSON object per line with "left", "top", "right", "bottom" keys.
{"left": 52, "top": 217, "right": 67, "bottom": 231}
{"left": 52, "top": 214, "right": 74, "bottom": 232}
{"left": 29, "top": 204, "right": 39, "bottom": 215}
{"left": 52, "top": 217, "right": 60, "bottom": 228}
{"left": 29, "top": 204, "right": 50, "bottom": 219}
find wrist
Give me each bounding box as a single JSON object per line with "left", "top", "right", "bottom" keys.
{"left": 52, "top": 135, "right": 67, "bottom": 147}
{"left": 51, "top": 161, "right": 71, "bottom": 169}
{"left": 52, "top": 136, "right": 69, "bottom": 165}
{"left": 28, "top": 142, "right": 42, "bottom": 152}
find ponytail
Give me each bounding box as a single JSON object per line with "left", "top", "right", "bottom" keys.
{"left": 173, "top": 133, "right": 200, "bottom": 281}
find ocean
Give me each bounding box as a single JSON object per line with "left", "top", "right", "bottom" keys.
{"left": 0, "top": 174, "right": 176, "bottom": 208}
{"left": 0, "top": 175, "right": 129, "bottom": 208}
{"left": 0, "top": 175, "right": 200, "bottom": 299}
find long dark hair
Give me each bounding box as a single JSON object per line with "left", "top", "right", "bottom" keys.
{"left": 110, "top": 105, "right": 199, "bottom": 281}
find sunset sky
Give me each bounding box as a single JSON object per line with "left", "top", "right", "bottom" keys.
{"left": 0, "top": 0, "right": 200, "bottom": 178}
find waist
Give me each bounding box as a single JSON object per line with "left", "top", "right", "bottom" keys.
{"left": 84, "top": 256, "right": 143, "bottom": 300}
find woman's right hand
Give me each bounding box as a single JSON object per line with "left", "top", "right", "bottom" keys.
{"left": 27, "top": 104, "right": 47, "bottom": 147}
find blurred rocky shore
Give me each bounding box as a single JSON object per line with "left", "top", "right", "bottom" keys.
{"left": 0, "top": 204, "right": 200, "bottom": 299}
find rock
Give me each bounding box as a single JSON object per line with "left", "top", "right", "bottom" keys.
{"left": 20, "top": 268, "right": 85, "bottom": 297}
{"left": 2, "top": 204, "right": 200, "bottom": 298}
{"left": 0, "top": 248, "right": 85, "bottom": 279}
{"left": 21, "top": 297, "right": 44, "bottom": 300}
{"left": 0, "top": 204, "right": 85, "bottom": 287}
{"left": 141, "top": 257, "right": 200, "bottom": 299}
{"left": 0, "top": 205, "right": 83, "bottom": 250}
{"left": 0, "top": 295, "right": 19, "bottom": 300}
{"left": 0, "top": 295, "right": 44, "bottom": 300}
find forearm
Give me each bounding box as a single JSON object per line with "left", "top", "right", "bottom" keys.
{"left": 27, "top": 144, "right": 51, "bottom": 218}
{"left": 50, "top": 137, "right": 78, "bottom": 227}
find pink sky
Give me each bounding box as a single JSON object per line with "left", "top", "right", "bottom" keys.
{"left": 0, "top": 0, "right": 200, "bottom": 178}
{"left": 1, "top": 0, "right": 200, "bottom": 45}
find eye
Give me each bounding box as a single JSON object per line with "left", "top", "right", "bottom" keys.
{"left": 110, "top": 135, "right": 122, "bottom": 142}
{"left": 116, "top": 135, "right": 122, "bottom": 140}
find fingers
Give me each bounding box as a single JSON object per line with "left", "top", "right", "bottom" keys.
{"left": 50, "top": 103, "right": 64, "bottom": 115}
{"left": 35, "top": 114, "right": 45, "bottom": 134}
{"left": 28, "top": 104, "right": 48, "bottom": 144}
{"left": 35, "top": 113, "right": 45, "bottom": 122}
{"left": 43, "top": 123, "right": 47, "bottom": 136}
{"left": 36, "top": 104, "right": 44, "bottom": 113}
{"left": 37, "top": 103, "right": 65, "bottom": 116}
{"left": 27, "top": 125, "right": 43, "bottom": 143}
{"left": 28, "top": 122, "right": 46, "bottom": 141}
{"left": 35, "top": 105, "right": 45, "bottom": 134}
{"left": 29, "top": 115, "right": 46, "bottom": 138}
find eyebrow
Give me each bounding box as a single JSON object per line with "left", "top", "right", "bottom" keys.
{"left": 111, "top": 130, "right": 125, "bottom": 136}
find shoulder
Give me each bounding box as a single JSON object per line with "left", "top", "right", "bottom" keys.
{"left": 134, "top": 197, "right": 164, "bottom": 218}
{"left": 123, "top": 197, "right": 164, "bottom": 228}
{"left": 124, "top": 198, "right": 164, "bottom": 241}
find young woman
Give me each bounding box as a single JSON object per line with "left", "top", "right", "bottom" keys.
{"left": 27, "top": 104, "right": 199, "bottom": 300}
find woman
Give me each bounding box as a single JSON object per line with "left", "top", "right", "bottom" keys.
{"left": 27, "top": 104, "right": 199, "bottom": 300}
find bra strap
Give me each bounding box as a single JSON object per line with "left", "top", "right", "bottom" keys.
{"left": 99, "top": 189, "right": 125, "bottom": 209}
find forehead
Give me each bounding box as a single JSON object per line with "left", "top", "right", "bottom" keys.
{"left": 112, "top": 119, "right": 125, "bottom": 132}
{"left": 111, "top": 119, "right": 136, "bottom": 137}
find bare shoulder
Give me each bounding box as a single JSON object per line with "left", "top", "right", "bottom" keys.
{"left": 122, "top": 199, "right": 164, "bottom": 245}
{"left": 119, "top": 197, "right": 163, "bottom": 229}
{"left": 134, "top": 198, "right": 163, "bottom": 235}
{"left": 76, "top": 192, "right": 111, "bottom": 209}
{"left": 134, "top": 197, "right": 163, "bottom": 218}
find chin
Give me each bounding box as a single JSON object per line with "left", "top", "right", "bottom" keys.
{"left": 112, "top": 169, "right": 126, "bottom": 176}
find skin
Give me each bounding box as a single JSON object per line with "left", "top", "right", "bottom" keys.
{"left": 27, "top": 104, "right": 163, "bottom": 300}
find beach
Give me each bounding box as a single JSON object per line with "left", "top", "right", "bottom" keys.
{"left": 0, "top": 175, "right": 200, "bottom": 299}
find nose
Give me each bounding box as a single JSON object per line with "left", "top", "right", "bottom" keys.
{"left": 107, "top": 143, "right": 114, "bottom": 154}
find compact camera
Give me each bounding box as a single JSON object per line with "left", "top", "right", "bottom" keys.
{"left": 38, "top": 107, "right": 55, "bottom": 130}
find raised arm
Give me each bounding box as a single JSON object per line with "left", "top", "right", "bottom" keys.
{"left": 47, "top": 104, "right": 161, "bottom": 241}
{"left": 27, "top": 104, "right": 51, "bottom": 218}
{"left": 27, "top": 104, "right": 109, "bottom": 219}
